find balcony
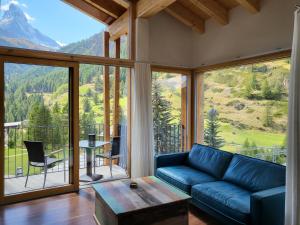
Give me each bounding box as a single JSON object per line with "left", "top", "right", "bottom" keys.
{"left": 4, "top": 123, "right": 129, "bottom": 195}
{"left": 4, "top": 123, "right": 187, "bottom": 195}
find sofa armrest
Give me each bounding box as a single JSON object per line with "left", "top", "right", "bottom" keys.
{"left": 154, "top": 152, "right": 189, "bottom": 172}
{"left": 251, "top": 186, "right": 285, "bottom": 225}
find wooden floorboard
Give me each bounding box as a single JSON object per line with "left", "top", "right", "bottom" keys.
{"left": 0, "top": 188, "right": 221, "bottom": 225}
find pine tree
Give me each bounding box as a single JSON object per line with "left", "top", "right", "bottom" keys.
{"left": 263, "top": 105, "right": 273, "bottom": 127}
{"left": 83, "top": 98, "right": 91, "bottom": 112}
{"left": 262, "top": 80, "right": 273, "bottom": 99}
{"left": 28, "top": 102, "right": 52, "bottom": 145}
{"left": 204, "top": 108, "right": 224, "bottom": 148}
{"left": 152, "top": 77, "right": 173, "bottom": 152}
{"left": 80, "top": 112, "right": 96, "bottom": 139}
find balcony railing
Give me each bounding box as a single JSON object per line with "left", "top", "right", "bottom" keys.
{"left": 4, "top": 123, "right": 187, "bottom": 179}
{"left": 4, "top": 123, "right": 128, "bottom": 179}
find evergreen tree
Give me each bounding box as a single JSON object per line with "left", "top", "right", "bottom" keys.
{"left": 204, "top": 108, "right": 224, "bottom": 148}
{"left": 28, "top": 102, "right": 52, "bottom": 145}
{"left": 152, "top": 77, "right": 173, "bottom": 152}
{"left": 263, "top": 105, "right": 274, "bottom": 127}
{"left": 262, "top": 80, "right": 273, "bottom": 99}
{"left": 95, "top": 76, "right": 102, "bottom": 92}
{"left": 80, "top": 112, "right": 96, "bottom": 138}
{"left": 83, "top": 98, "right": 91, "bottom": 112}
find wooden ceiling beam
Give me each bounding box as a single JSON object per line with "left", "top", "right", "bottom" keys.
{"left": 235, "top": 0, "right": 260, "bottom": 13}
{"left": 112, "top": 0, "right": 130, "bottom": 8}
{"left": 165, "top": 2, "right": 205, "bottom": 33}
{"left": 137, "top": 0, "right": 176, "bottom": 18}
{"left": 63, "top": 0, "right": 114, "bottom": 24}
{"left": 108, "top": 0, "right": 176, "bottom": 40}
{"left": 108, "top": 10, "right": 129, "bottom": 40}
{"left": 84, "top": 0, "right": 126, "bottom": 18}
{"left": 189, "top": 0, "right": 228, "bottom": 25}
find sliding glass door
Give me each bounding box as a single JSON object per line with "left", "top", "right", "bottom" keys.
{"left": 0, "top": 57, "right": 79, "bottom": 203}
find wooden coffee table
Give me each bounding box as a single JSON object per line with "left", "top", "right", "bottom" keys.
{"left": 92, "top": 176, "right": 191, "bottom": 225}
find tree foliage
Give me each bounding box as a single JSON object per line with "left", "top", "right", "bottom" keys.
{"left": 204, "top": 108, "right": 224, "bottom": 148}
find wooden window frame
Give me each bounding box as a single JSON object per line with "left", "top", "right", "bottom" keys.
{"left": 0, "top": 47, "right": 134, "bottom": 205}
{"left": 193, "top": 50, "right": 292, "bottom": 144}
{"left": 151, "top": 66, "right": 194, "bottom": 151}
{"left": 0, "top": 56, "right": 80, "bottom": 205}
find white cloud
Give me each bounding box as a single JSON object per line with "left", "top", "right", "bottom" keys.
{"left": 21, "top": 3, "right": 27, "bottom": 8}
{"left": 24, "top": 12, "right": 35, "bottom": 22}
{"left": 56, "top": 41, "right": 66, "bottom": 47}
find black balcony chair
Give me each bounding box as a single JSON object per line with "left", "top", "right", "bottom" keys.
{"left": 24, "top": 141, "right": 66, "bottom": 188}
{"left": 95, "top": 137, "right": 120, "bottom": 178}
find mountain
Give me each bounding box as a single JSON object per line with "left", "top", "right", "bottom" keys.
{"left": 60, "top": 33, "right": 103, "bottom": 56}
{"left": 0, "top": 4, "right": 61, "bottom": 50}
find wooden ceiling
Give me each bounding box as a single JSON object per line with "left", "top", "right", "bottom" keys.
{"left": 63, "top": 0, "right": 260, "bottom": 40}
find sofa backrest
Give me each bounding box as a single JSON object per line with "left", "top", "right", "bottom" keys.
{"left": 187, "top": 144, "right": 233, "bottom": 179}
{"left": 223, "top": 154, "right": 286, "bottom": 192}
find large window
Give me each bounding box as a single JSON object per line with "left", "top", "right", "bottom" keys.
{"left": 201, "top": 58, "right": 290, "bottom": 165}
{"left": 4, "top": 62, "right": 73, "bottom": 195}
{"left": 152, "top": 71, "right": 190, "bottom": 154}
{"left": 78, "top": 65, "right": 129, "bottom": 185}
{"left": 0, "top": 0, "right": 128, "bottom": 58}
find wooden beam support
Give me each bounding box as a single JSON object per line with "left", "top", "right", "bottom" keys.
{"left": 235, "top": 0, "right": 260, "bottom": 13}
{"left": 84, "top": 0, "right": 126, "bottom": 18}
{"left": 165, "top": 2, "right": 205, "bottom": 33}
{"left": 63, "top": 0, "right": 114, "bottom": 24}
{"left": 113, "top": 38, "right": 121, "bottom": 137}
{"left": 137, "top": 0, "right": 176, "bottom": 18}
{"left": 189, "top": 0, "right": 228, "bottom": 25}
{"left": 103, "top": 31, "right": 110, "bottom": 163}
{"left": 108, "top": 0, "right": 176, "bottom": 40}
{"left": 108, "top": 10, "right": 129, "bottom": 41}
{"left": 0, "top": 46, "right": 134, "bottom": 68}
{"left": 127, "top": 0, "right": 136, "bottom": 178}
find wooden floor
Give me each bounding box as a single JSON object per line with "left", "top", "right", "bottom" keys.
{"left": 0, "top": 188, "right": 221, "bottom": 225}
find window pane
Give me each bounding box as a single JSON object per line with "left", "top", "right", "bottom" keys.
{"left": 79, "top": 65, "right": 128, "bottom": 185}
{"left": 202, "top": 58, "right": 290, "bottom": 165}
{"left": 152, "top": 72, "right": 188, "bottom": 154}
{"left": 4, "top": 63, "right": 71, "bottom": 195}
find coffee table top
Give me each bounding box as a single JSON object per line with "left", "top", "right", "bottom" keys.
{"left": 79, "top": 140, "right": 109, "bottom": 149}
{"left": 92, "top": 176, "right": 190, "bottom": 215}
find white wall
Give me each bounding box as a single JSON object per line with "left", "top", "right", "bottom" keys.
{"left": 192, "top": 0, "right": 298, "bottom": 67}
{"left": 141, "top": 0, "right": 298, "bottom": 68}
{"left": 148, "top": 12, "right": 193, "bottom": 68}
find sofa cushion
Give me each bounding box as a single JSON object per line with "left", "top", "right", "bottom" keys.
{"left": 156, "top": 165, "right": 216, "bottom": 194}
{"left": 223, "top": 154, "right": 286, "bottom": 192}
{"left": 192, "top": 181, "right": 251, "bottom": 224}
{"left": 188, "top": 144, "right": 233, "bottom": 178}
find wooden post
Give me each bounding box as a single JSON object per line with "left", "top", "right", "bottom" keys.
{"left": 103, "top": 31, "right": 110, "bottom": 165}
{"left": 127, "top": 0, "right": 136, "bottom": 177}
{"left": 70, "top": 63, "right": 80, "bottom": 191}
{"left": 0, "top": 60, "right": 4, "bottom": 201}
{"left": 113, "top": 38, "right": 121, "bottom": 137}
{"left": 196, "top": 73, "right": 205, "bottom": 144}
{"left": 181, "top": 75, "right": 187, "bottom": 151}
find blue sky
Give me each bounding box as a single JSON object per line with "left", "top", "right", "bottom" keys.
{"left": 0, "top": 0, "right": 106, "bottom": 45}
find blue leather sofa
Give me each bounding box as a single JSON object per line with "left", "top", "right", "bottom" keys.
{"left": 155, "top": 143, "right": 286, "bottom": 225}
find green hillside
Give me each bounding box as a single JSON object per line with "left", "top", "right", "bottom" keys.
{"left": 203, "top": 59, "right": 290, "bottom": 154}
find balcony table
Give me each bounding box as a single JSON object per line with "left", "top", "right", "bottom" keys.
{"left": 79, "top": 140, "right": 110, "bottom": 182}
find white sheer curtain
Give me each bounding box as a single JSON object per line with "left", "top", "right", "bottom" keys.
{"left": 131, "top": 63, "right": 154, "bottom": 178}
{"left": 285, "top": 8, "right": 300, "bottom": 225}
